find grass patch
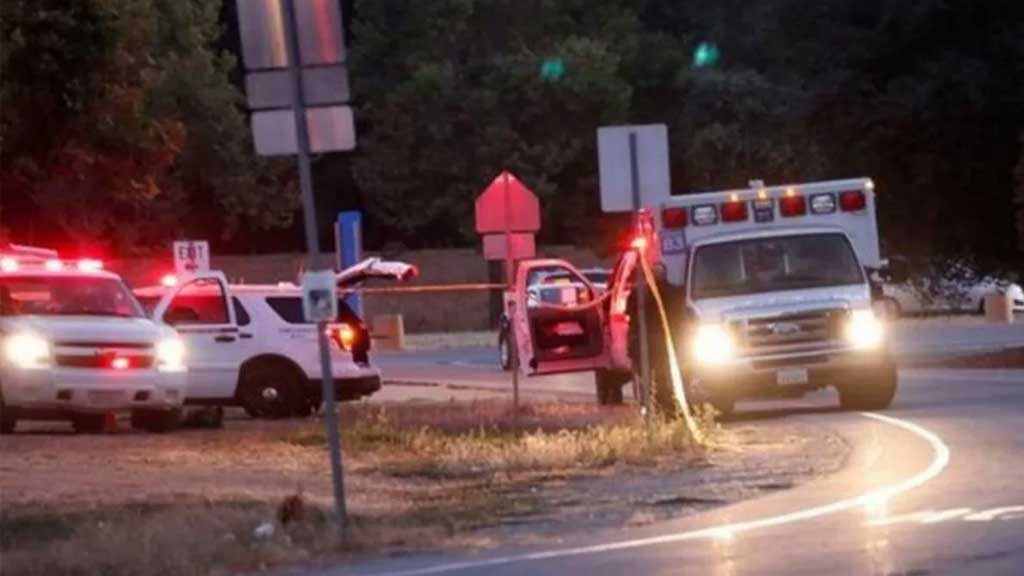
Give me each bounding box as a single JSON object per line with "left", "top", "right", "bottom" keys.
{"left": 286, "top": 401, "right": 707, "bottom": 480}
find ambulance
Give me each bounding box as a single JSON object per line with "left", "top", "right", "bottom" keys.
{"left": 0, "top": 245, "right": 187, "bottom": 433}
{"left": 510, "top": 178, "right": 902, "bottom": 414}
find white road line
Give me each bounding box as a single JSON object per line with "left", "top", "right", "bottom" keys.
{"left": 356, "top": 412, "right": 951, "bottom": 576}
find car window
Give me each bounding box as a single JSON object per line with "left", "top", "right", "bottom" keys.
{"left": 0, "top": 275, "right": 145, "bottom": 318}
{"left": 165, "top": 279, "right": 229, "bottom": 325}
{"left": 265, "top": 296, "right": 360, "bottom": 324}
{"left": 232, "top": 297, "right": 251, "bottom": 326}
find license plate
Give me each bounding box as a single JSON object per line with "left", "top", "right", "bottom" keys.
{"left": 88, "top": 390, "right": 125, "bottom": 404}
{"left": 776, "top": 369, "right": 809, "bottom": 386}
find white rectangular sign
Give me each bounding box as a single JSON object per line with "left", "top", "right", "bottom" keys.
{"left": 173, "top": 241, "right": 210, "bottom": 275}
{"left": 252, "top": 105, "right": 356, "bottom": 156}
{"left": 302, "top": 270, "right": 338, "bottom": 322}
{"left": 597, "top": 124, "right": 671, "bottom": 212}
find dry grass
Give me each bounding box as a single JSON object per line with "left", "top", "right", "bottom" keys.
{"left": 289, "top": 401, "right": 706, "bottom": 480}
{"left": 0, "top": 401, "right": 710, "bottom": 576}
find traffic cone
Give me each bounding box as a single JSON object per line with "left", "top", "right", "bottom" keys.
{"left": 103, "top": 411, "right": 118, "bottom": 433}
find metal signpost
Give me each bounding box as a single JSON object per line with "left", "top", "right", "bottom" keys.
{"left": 597, "top": 124, "right": 671, "bottom": 414}
{"left": 475, "top": 171, "right": 541, "bottom": 426}
{"left": 236, "top": 0, "right": 353, "bottom": 538}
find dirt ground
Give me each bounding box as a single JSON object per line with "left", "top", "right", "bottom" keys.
{"left": 0, "top": 402, "right": 848, "bottom": 575}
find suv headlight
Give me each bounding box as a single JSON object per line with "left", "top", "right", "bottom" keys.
{"left": 155, "top": 338, "right": 186, "bottom": 372}
{"left": 845, "top": 309, "right": 884, "bottom": 349}
{"left": 692, "top": 324, "right": 735, "bottom": 365}
{"left": 3, "top": 333, "right": 51, "bottom": 369}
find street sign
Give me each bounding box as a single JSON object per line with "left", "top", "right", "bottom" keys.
{"left": 474, "top": 171, "right": 541, "bottom": 234}
{"left": 482, "top": 233, "right": 536, "bottom": 261}
{"left": 173, "top": 241, "right": 210, "bottom": 275}
{"left": 302, "top": 270, "right": 338, "bottom": 322}
{"left": 245, "top": 67, "right": 351, "bottom": 109}
{"left": 236, "top": 0, "right": 346, "bottom": 69}
{"left": 597, "top": 124, "right": 671, "bottom": 212}
{"left": 251, "top": 106, "right": 356, "bottom": 155}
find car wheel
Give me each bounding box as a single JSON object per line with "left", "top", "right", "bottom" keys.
{"left": 131, "top": 408, "right": 182, "bottom": 433}
{"left": 498, "top": 328, "right": 512, "bottom": 371}
{"left": 240, "top": 361, "right": 303, "bottom": 419}
{"left": 72, "top": 413, "right": 106, "bottom": 434}
{"left": 838, "top": 362, "right": 898, "bottom": 411}
{"left": 595, "top": 369, "right": 626, "bottom": 405}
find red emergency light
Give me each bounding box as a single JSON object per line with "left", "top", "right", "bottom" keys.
{"left": 839, "top": 190, "right": 867, "bottom": 212}
{"left": 779, "top": 194, "right": 807, "bottom": 217}
{"left": 0, "top": 257, "right": 18, "bottom": 272}
{"left": 161, "top": 274, "right": 178, "bottom": 287}
{"left": 77, "top": 259, "right": 104, "bottom": 272}
{"left": 720, "top": 200, "right": 749, "bottom": 222}
{"left": 661, "top": 207, "right": 688, "bottom": 229}
{"left": 110, "top": 357, "right": 130, "bottom": 370}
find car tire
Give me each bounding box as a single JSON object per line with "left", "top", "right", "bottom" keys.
{"left": 131, "top": 408, "right": 182, "bottom": 433}
{"left": 838, "top": 361, "right": 898, "bottom": 411}
{"left": 240, "top": 360, "right": 303, "bottom": 419}
{"left": 72, "top": 413, "right": 106, "bottom": 434}
{"left": 498, "top": 327, "right": 512, "bottom": 371}
{"left": 595, "top": 369, "right": 627, "bottom": 405}
{"left": 0, "top": 395, "right": 16, "bottom": 434}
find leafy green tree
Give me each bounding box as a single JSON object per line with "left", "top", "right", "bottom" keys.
{"left": 0, "top": 0, "right": 295, "bottom": 252}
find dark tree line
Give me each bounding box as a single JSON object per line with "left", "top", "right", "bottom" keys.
{"left": 2, "top": 0, "right": 1023, "bottom": 274}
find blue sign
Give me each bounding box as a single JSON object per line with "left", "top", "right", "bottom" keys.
{"left": 336, "top": 211, "right": 363, "bottom": 315}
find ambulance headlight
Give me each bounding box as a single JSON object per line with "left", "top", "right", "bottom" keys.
{"left": 156, "top": 338, "right": 186, "bottom": 372}
{"left": 845, "top": 309, "right": 884, "bottom": 350}
{"left": 3, "top": 333, "right": 51, "bottom": 370}
{"left": 692, "top": 324, "right": 735, "bottom": 365}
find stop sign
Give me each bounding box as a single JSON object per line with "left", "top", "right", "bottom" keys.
{"left": 474, "top": 171, "right": 541, "bottom": 234}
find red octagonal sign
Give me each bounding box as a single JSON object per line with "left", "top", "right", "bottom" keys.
{"left": 474, "top": 171, "right": 541, "bottom": 234}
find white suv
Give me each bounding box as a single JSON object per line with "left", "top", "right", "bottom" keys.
{"left": 0, "top": 248, "right": 187, "bottom": 433}
{"left": 134, "top": 258, "right": 415, "bottom": 418}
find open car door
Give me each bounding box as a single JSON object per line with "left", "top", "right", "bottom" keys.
{"left": 606, "top": 250, "right": 639, "bottom": 371}
{"left": 512, "top": 259, "right": 609, "bottom": 375}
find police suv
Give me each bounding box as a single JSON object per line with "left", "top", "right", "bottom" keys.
{"left": 133, "top": 258, "right": 415, "bottom": 418}
{"left": 0, "top": 245, "right": 187, "bottom": 433}
{"left": 509, "top": 178, "right": 902, "bottom": 414}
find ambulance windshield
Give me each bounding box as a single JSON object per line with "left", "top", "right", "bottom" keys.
{"left": 690, "top": 233, "right": 864, "bottom": 299}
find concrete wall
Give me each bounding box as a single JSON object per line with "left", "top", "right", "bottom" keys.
{"left": 110, "top": 246, "right": 606, "bottom": 333}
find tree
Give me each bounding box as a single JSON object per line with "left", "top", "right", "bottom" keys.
{"left": 0, "top": 0, "right": 296, "bottom": 253}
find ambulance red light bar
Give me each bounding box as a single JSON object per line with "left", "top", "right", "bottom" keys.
{"left": 779, "top": 190, "right": 807, "bottom": 217}
{"left": 661, "top": 207, "right": 688, "bottom": 229}
{"left": 839, "top": 190, "right": 867, "bottom": 212}
{"left": 0, "top": 257, "right": 18, "bottom": 272}
{"left": 720, "top": 194, "right": 749, "bottom": 222}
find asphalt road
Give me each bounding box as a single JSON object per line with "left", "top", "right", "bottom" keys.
{"left": 329, "top": 323, "right": 1024, "bottom": 576}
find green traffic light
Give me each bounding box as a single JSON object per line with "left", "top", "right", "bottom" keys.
{"left": 693, "top": 42, "right": 720, "bottom": 68}
{"left": 540, "top": 58, "right": 565, "bottom": 81}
